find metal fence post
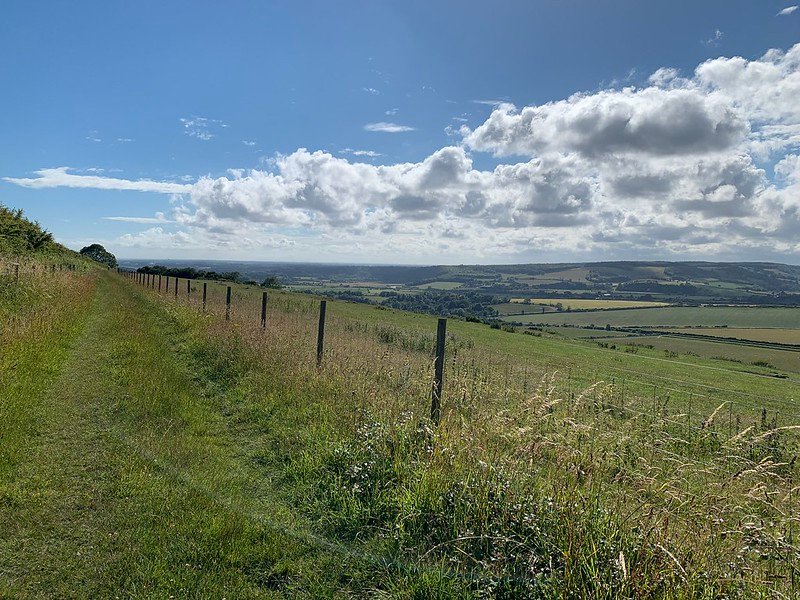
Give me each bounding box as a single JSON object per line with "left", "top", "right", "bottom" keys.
{"left": 316, "top": 300, "right": 327, "bottom": 366}
{"left": 431, "top": 318, "right": 447, "bottom": 425}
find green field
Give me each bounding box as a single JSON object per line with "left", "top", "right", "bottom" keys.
{"left": 504, "top": 305, "right": 800, "bottom": 328}
{"left": 621, "top": 335, "right": 800, "bottom": 373}
{"left": 528, "top": 298, "right": 671, "bottom": 310}
{"left": 668, "top": 327, "right": 800, "bottom": 345}
{"left": 414, "top": 280, "right": 463, "bottom": 290}
{"left": 491, "top": 301, "right": 556, "bottom": 315}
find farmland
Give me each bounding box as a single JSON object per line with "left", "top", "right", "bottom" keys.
{"left": 525, "top": 298, "right": 671, "bottom": 310}
{"left": 504, "top": 305, "right": 800, "bottom": 328}
{"left": 667, "top": 327, "right": 800, "bottom": 345}
{"left": 619, "top": 335, "right": 800, "bottom": 373}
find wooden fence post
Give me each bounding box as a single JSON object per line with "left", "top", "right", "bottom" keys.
{"left": 225, "top": 286, "right": 232, "bottom": 320}
{"left": 261, "top": 291, "right": 268, "bottom": 328}
{"left": 431, "top": 318, "right": 447, "bottom": 425}
{"left": 174, "top": 277, "right": 178, "bottom": 297}
{"left": 158, "top": 275, "right": 162, "bottom": 292}
{"left": 187, "top": 278, "right": 190, "bottom": 296}
{"left": 166, "top": 276, "right": 170, "bottom": 293}
{"left": 202, "top": 282, "right": 207, "bottom": 312}
{"left": 13, "top": 263, "right": 19, "bottom": 282}
{"left": 316, "top": 300, "right": 327, "bottom": 366}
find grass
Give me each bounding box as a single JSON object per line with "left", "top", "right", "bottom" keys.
{"left": 668, "top": 327, "right": 800, "bottom": 345}
{"left": 526, "top": 298, "right": 671, "bottom": 310}
{"left": 492, "top": 301, "right": 556, "bottom": 316}
{"left": 414, "top": 281, "right": 463, "bottom": 290}
{"left": 5, "top": 264, "right": 800, "bottom": 597}
{"left": 619, "top": 335, "right": 800, "bottom": 373}
{"left": 504, "top": 305, "right": 800, "bottom": 328}
{"left": 136, "top": 272, "right": 800, "bottom": 597}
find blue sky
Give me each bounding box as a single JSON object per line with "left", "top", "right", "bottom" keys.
{"left": 2, "top": 1, "right": 799, "bottom": 263}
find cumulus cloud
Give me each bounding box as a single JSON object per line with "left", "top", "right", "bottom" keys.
{"left": 364, "top": 122, "right": 415, "bottom": 133}
{"left": 462, "top": 91, "right": 747, "bottom": 158}
{"left": 6, "top": 44, "right": 800, "bottom": 260}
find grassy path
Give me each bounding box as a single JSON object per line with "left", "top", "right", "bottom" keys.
{"left": 0, "top": 273, "right": 352, "bottom": 598}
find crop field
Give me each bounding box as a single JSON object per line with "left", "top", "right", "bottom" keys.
{"left": 541, "top": 325, "right": 637, "bottom": 339}
{"left": 414, "top": 280, "right": 463, "bottom": 290}
{"left": 668, "top": 327, "right": 800, "bottom": 345}
{"left": 528, "top": 298, "right": 671, "bottom": 310}
{"left": 621, "top": 335, "right": 800, "bottom": 373}
{"left": 491, "top": 301, "right": 556, "bottom": 315}
{"left": 504, "top": 305, "right": 800, "bottom": 328}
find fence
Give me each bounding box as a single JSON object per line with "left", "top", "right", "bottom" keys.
{"left": 116, "top": 269, "right": 800, "bottom": 432}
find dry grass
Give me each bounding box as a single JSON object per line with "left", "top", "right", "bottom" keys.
{"left": 127, "top": 273, "right": 800, "bottom": 597}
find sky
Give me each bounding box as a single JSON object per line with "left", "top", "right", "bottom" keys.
{"left": 1, "top": 1, "right": 799, "bottom": 265}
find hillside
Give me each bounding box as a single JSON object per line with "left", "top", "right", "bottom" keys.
{"left": 3, "top": 216, "right": 800, "bottom": 597}
{"left": 120, "top": 258, "right": 800, "bottom": 306}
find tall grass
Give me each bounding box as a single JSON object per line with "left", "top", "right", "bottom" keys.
{"left": 135, "top": 276, "right": 800, "bottom": 598}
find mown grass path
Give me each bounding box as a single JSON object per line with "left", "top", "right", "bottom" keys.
{"left": 0, "top": 273, "right": 351, "bottom": 598}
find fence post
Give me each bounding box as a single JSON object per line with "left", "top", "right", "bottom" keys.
{"left": 174, "top": 277, "right": 178, "bottom": 297}
{"left": 166, "top": 276, "right": 170, "bottom": 293}
{"left": 261, "top": 291, "right": 268, "bottom": 328}
{"left": 187, "top": 278, "right": 190, "bottom": 297}
{"left": 158, "top": 275, "right": 162, "bottom": 292}
{"left": 431, "top": 318, "right": 447, "bottom": 425}
{"left": 202, "top": 282, "right": 207, "bottom": 312}
{"left": 225, "top": 286, "right": 232, "bottom": 320}
{"left": 316, "top": 300, "right": 327, "bottom": 366}
{"left": 13, "top": 263, "right": 19, "bottom": 282}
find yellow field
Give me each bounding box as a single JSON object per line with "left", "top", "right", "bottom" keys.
{"left": 514, "top": 298, "right": 671, "bottom": 310}
{"left": 669, "top": 327, "right": 800, "bottom": 345}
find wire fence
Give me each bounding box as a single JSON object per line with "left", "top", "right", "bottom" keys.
{"left": 117, "top": 269, "right": 800, "bottom": 434}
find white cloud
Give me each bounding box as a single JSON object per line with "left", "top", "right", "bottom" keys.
{"left": 364, "top": 122, "right": 415, "bottom": 133}
{"left": 243, "top": 140, "right": 257, "bottom": 146}
{"left": 117, "top": 137, "right": 134, "bottom": 143}
{"left": 340, "top": 148, "right": 383, "bottom": 157}
{"left": 362, "top": 87, "right": 380, "bottom": 95}
{"left": 3, "top": 167, "right": 191, "bottom": 194}
{"left": 702, "top": 29, "right": 724, "bottom": 47}
{"left": 103, "top": 212, "right": 172, "bottom": 224}
{"left": 180, "top": 116, "right": 225, "bottom": 140}
{"left": 385, "top": 108, "right": 399, "bottom": 115}
{"left": 777, "top": 5, "right": 798, "bottom": 15}
{"left": 7, "top": 44, "right": 800, "bottom": 261}
{"left": 462, "top": 90, "right": 746, "bottom": 158}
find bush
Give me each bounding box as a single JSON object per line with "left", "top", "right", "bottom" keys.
{"left": 79, "top": 243, "right": 117, "bottom": 268}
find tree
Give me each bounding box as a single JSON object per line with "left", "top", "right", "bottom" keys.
{"left": 80, "top": 243, "right": 117, "bottom": 268}
{"left": 261, "top": 276, "right": 282, "bottom": 289}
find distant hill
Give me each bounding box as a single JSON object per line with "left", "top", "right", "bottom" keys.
{"left": 118, "top": 259, "right": 800, "bottom": 304}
